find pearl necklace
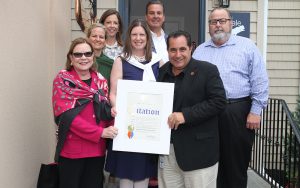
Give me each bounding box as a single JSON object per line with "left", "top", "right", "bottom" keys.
{"left": 133, "top": 55, "right": 146, "bottom": 62}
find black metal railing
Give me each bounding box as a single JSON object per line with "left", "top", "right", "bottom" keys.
{"left": 250, "top": 98, "right": 300, "bottom": 188}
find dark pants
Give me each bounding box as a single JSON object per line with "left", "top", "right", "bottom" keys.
{"left": 217, "top": 100, "right": 254, "bottom": 188}
{"left": 59, "top": 156, "right": 105, "bottom": 188}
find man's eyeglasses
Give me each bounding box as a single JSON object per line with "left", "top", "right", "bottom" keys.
{"left": 72, "top": 51, "right": 93, "bottom": 58}
{"left": 209, "top": 18, "right": 231, "bottom": 25}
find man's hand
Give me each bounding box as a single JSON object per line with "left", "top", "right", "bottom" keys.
{"left": 246, "top": 113, "right": 261, "bottom": 130}
{"left": 168, "top": 112, "right": 185, "bottom": 130}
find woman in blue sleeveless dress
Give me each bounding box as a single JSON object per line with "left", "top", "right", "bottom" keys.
{"left": 105, "top": 19, "right": 164, "bottom": 188}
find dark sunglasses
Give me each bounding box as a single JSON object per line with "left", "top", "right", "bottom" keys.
{"left": 72, "top": 51, "right": 93, "bottom": 58}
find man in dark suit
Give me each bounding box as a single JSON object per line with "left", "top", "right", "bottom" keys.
{"left": 158, "top": 30, "right": 226, "bottom": 188}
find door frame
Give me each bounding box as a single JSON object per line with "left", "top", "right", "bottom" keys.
{"left": 118, "top": 0, "right": 206, "bottom": 44}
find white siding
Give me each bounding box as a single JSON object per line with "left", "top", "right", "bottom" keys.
{"left": 268, "top": 0, "right": 300, "bottom": 110}
{"left": 71, "top": 0, "right": 118, "bottom": 39}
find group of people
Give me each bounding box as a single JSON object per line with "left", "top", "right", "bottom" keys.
{"left": 52, "top": 1, "right": 269, "bottom": 188}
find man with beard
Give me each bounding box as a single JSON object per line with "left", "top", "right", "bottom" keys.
{"left": 192, "top": 8, "right": 269, "bottom": 188}
{"left": 145, "top": 0, "right": 169, "bottom": 64}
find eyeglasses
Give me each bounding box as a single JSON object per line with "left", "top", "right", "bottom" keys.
{"left": 209, "top": 18, "right": 231, "bottom": 25}
{"left": 72, "top": 51, "right": 93, "bottom": 58}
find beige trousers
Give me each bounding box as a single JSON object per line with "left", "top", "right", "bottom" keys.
{"left": 158, "top": 144, "right": 218, "bottom": 188}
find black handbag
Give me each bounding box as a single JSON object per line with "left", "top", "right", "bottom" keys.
{"left": 98, "top": 97, "right": 113, "bottom": 121}
{"left": 93, "top": 89, "right": 113, "bottom": 123}
{"left": 37, "top": 163, "right": 59, "bottom": 188}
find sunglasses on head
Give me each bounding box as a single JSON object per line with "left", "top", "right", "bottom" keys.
{"left": 72, "top": 51, "right": 93, "bottom": 58}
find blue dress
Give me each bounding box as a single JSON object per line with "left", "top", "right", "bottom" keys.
{"left": 105, "top": 58, "right": 159, "bottom": 181}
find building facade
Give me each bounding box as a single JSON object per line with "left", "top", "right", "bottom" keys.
{"left": 0, "top": 0, "right": 299, "bottom": 187}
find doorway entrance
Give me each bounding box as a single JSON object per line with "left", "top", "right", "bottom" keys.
{"left": 119, "top": 0, "right": 204, "bottom": 46}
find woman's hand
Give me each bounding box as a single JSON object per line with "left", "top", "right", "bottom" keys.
{"left": 111, "top": 106, "right": 117, "bottom": 117}
{"left": 101, "top": 126, "right": 118, "bottom": 139}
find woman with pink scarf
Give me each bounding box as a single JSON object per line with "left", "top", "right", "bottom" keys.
{"left": 52, "top": 37, "right": 118, "bottom": 188}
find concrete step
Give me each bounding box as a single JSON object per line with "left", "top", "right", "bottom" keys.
{"left": 248, "top": 169, "right": 271, "bottom": 188}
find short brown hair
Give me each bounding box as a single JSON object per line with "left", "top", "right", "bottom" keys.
{"left": 65, "top": 37, "right": 97, "bottom": 71}
{"left": 209, "top": 7, "right": 231, "bottom": 21}
{"left": 145, "top": 0, "right": 165, "bottom": 15}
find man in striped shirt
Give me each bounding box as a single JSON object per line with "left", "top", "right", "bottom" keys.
{"left": 193, "top": 7, "right": 269, "bottom": 188}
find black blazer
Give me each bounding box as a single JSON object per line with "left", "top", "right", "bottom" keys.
{"left": 159, "top": 58, "right": 226, "bottom": 171}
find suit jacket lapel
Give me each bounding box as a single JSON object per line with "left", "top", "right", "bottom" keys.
{"left": 175, "top": 60, "right": 198, "bottom": 110}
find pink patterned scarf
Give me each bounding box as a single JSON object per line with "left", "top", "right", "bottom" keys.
{"left": 52, "top": 68, "right": 108, "bottom": 117}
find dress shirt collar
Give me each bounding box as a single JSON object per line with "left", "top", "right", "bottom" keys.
{"left": 205, "top": 34, "right": 237, "bottom": 48}
{"left": 165, "top": 59, "right": 193, "bottom": 77}
{"left": 150, "top": 29, "right": 165, "bottom": 38}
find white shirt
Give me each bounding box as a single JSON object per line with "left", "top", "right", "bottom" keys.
{"left": 122, "top": 52, "right": 161, "bottom": 81}
{"left": 151, "top": 30, "right": 169, "bottom": 64}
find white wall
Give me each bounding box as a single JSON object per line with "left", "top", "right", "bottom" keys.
{"left": 0, "top": 1, "right": 71, "bottom": 187}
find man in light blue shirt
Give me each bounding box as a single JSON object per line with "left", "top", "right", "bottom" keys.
{"left": 193, "top": 7, "right": 268, "bottom": 188}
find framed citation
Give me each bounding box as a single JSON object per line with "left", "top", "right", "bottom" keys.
{"left": 112, "top": 80, "right": 174, "bottom": 155}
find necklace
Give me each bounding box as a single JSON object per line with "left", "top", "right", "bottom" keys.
{"left": 133, "top": 55, "right": 146, "bottom": 62}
